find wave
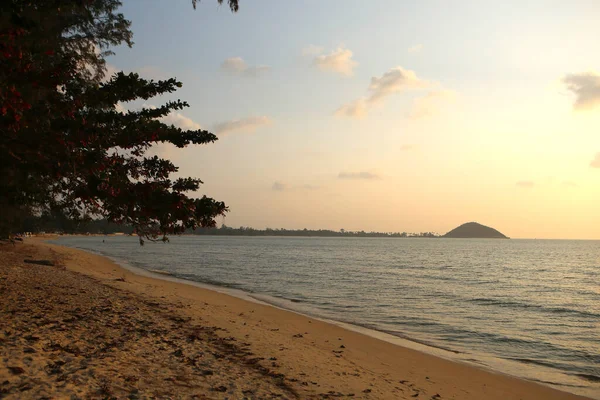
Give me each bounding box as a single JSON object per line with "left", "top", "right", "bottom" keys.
{"left": 509, "top": 357, "right": 564, "bottom": 370}
{"left": 148, "top": 269, "right": 173, "bottom": 276}
{"left": 574, "top": 374, "right": 600, "bottom": 383}
{"left": 466, "top": 297, "right": 600, "bottom": 319}
{"left": 377, "top": 329, "right": 462, "bottom": 354}
{"left": 529, "top": 378, "right": 587, "bottom": 389}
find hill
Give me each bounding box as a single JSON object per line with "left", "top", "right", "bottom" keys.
{"left": 443, "top": 222, "right": 508, "bottom": 239}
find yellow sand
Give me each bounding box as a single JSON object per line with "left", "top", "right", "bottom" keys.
{"left": 0, "top": 237, "right": 592, "bottom": 399}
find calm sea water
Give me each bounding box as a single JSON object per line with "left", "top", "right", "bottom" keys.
{"left": 55, "top": 236, "right": 600, "bottom": 398}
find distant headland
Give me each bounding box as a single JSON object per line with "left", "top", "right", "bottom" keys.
{"left": 443, "top": 222, "right": 509, "bottom": 239}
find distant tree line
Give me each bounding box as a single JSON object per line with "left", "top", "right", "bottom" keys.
{"left": 15, "top": 216, "right": 440, "bottom": 238}
{"left": 190, "top": 225, "right": 440, "bottom": 238}
{"left": 17, "top": 212, "right": 134, "bottom": 236}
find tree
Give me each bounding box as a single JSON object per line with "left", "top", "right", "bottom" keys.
{"left": 0, "top": 0, "right": 235, "bottom": 242}
{"left": 192, "top": 0, "right": 239, "bottom": 12}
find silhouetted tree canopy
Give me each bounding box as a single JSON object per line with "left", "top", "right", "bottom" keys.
{"left": 192, "top": 0, "right": 239, "bottom": 12}
{"left": 0, "top": 0, "right": 232, "bottom": 242}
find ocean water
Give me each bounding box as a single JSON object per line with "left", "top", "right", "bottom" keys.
{"left": 55, "top": 235, "right": 600, "bottom": 398}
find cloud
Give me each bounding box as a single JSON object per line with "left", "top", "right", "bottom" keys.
{"left": 221, "top": 57, "right": 270, "bottom": 77}
{"left": 334, "top": 98, "right": 368, "bottom": 118}
{"left": 104, "top": 63, "right": 119, "bottom": 80}
{"left": 214, "top": 116, "right": 272, "bottom": 135}
{"left": 161, "top": 112, "right": 202, "bottom": 130}
{"left": 338, "top": 171, "right": 381, "bottom": 180}
{"left": 400, "top": 144, "right": 415, "bottom": 151}
{"left": 591, "top": 152, "right": 600, "bottom": 168}
{"left": 113, "top": 103, "right": 202, "bottom": 161}
{"left": 141, "top": 105, "right": 203, "bottom": 160}
{"left": 114, "top": 102, "right": 127, "bottom": 114}
{"left": 563, "top": 72, "right": 600, "bottom": 110}
{"left": 408, "top": 44, "right": 423, "bottom": 53}
{"left": 302, "top": 45, "right": 324, "bottom": 56}
{"left": 142, "top": 103, "right": 202, "bottom": 130}
{"left": 272, "top": 182, "right": 319, "bottom": 192}
{"left": 367, "top": 67, "right": 431, "bottom": 104}
{"left": 336, "top": 66, "right": 433, "bottom": 118}
{"left": 516, "top": 181, "right": 535, "bottom": 188}
{"left": 313, "top": 47, "right": 357, "bottom": 77}
{"left": 272, "top": 181, "right": 287, "bottom": 191}
{"left": 408, "top": 89, "right": 457, "bottom": 119}
{"left": 563, "top": 181, "right": 578, "bottom": 187}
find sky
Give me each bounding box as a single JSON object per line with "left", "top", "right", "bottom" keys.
{"left": 109, "top": 0, "right": 600, "bottom": 239}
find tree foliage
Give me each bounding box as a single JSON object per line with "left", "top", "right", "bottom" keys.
{"left": 192, "top": 0, "right": 239, "bottom": 12}
{"left": 0, "top": 0, "right": 233, "bottom": 242}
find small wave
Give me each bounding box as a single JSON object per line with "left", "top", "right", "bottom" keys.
{"left": 574, "top": 374, "right": 600, "bottom": 383}
{"left": 509, "top": 357, "right": 561, "bottom": 369}
{"left": 148, "top": 269, "right": 173, "bottom": 276}
{"left": 464, "top": 358, "right": 488, "bottom": 366}
{"left": 466, "top": 297, "right": 600, "bottom": 319}
{"left": 176, "top": 275, "right": 250, "bottom": 292}
{"left": 379, "top": 329, "right": 462, "bottom": 354}
{"left": 529, "top": 378, "right": 587, "bottom": 389}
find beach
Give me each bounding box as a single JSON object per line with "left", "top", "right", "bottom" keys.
{"left": 0, "top": 238, "right": 592, "bottom": 399}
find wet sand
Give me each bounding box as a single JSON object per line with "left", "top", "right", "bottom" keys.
{"left": 0, "top": 238, "right": 592, "bottom": 399}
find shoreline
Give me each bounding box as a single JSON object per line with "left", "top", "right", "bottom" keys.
{"left": 1, "top": 237, "right": 595, "bottom": 399}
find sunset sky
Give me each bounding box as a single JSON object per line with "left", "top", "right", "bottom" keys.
{"left": 110, "top": 0, "right": 600, "bottom": 239}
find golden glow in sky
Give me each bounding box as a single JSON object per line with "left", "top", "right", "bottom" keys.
{"left": 114, "top": 1, "right": 600, "bottom": 239}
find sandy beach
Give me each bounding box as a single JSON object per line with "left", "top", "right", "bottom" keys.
{"left": 0, "top": 238, "right": 592, "bottom": 399}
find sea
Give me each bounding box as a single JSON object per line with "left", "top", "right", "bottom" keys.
{"left": 54, "top": 235, "right": 600, "bottom": 399}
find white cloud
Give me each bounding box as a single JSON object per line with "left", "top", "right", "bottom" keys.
{"left": 516, "top": 181, "right": 535, "bottom": 188}
{"left": 336, "top": 66, "right": 434, "bottom": 118}
{"left": 563, "top": 72, "right": 600, "bottom": 110}
{"left": 221, "top": 57, "right": 247, "bottom": 73}
{"left": 221, "top": 57, "right": 270, "bottom": 77}
{"left": 408, "top": 44, "right": 423, "bottom": 53}
{"left": 113, "top": 103, "right": 202, "bottom": 162}
{"left": 144, "top": 105, "right": 203, "bottom": 160}
{"left": 334, "top": 98, "right": 368, "bottom": 118}
{"left": 563, "top": 181, "right": 578, "bottom": 187}
{"left": 400, "top": 144, "right": 415, "bottom": 151}
{"left": 214, "top": 116, "right": 272, "bottom": 135}
{"left": 367, "top": 67, "right": 431, "bottom": 103}
{"left": 338, "top": 171, "right": 381, "bottom": 180}
{"left": 313, "top": 47, "right": 357, "bottom": 77}
{"left": 104, "top": 63, "right": 119, "bottom": 80}
{"left": 115, "top": 102, "right": 127, "bottom": 114}
{"left": 408, "top": 89, "right": 457, "bottom": 119}
{"left": 590, "top": 152, "right": 600, "bottom": 168}
{"left": 161, "top": 112, "right": 202, "bottom": 130}
{"left": 142, "top": 103, "right": 202, "bottom": 130}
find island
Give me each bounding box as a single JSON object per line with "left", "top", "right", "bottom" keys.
{"left": 443, "top": 222, "right": 509, "bottom": 239}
